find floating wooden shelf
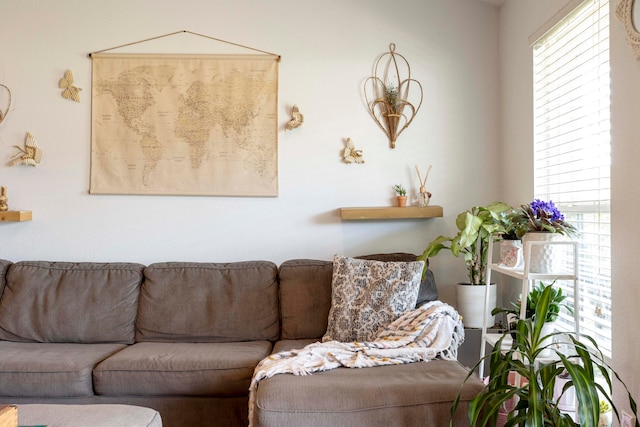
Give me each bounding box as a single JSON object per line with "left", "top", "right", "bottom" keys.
{"left": 340, "top": 205, "right": 443, "bottom": 220}
{"left": 0, "top": 210, "right": 32, "bottom": 222}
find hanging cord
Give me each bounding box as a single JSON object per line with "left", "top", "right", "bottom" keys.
{"left": 88, "top": 30, "right": 280, "bottom": 60}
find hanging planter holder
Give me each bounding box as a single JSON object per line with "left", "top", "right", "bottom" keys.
{"left": 363, "top": 43, "right": 423, "bottom": 148}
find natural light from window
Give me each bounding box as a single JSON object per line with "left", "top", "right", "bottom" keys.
{"left": 532, "top": 0, "right": 611, "bottom": 356}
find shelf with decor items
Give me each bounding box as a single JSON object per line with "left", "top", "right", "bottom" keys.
{"left": 340, "top": 205, "right": 443, "bottom": 220}
{"left": 0, "top": 210, "right": 32, "bottom": 222}
{"left": 478, "top": 235, "right": 578, "bottom": 379}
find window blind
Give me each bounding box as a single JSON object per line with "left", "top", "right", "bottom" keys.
{"left": 532, "top": 0, "right": 611, "bottom": 355}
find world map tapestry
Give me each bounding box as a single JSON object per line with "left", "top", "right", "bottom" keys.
{"left": 90, "top": 53, "right": 279, "bottom": 196}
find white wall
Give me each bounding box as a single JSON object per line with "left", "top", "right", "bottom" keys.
{"left": 0, "top": 0, "right": 501, "bottom": 305}
{"left": 609, "top": 0, "right": 640, "bottom": 413}
{"left": 500, "top": 0, "right": 640, "bottom": 414}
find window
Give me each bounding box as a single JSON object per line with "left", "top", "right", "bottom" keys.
{"left": 532, "top": 0, "right": 611, "bottom": 355}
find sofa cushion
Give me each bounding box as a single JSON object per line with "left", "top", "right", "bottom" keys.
{"left": 94, "top": 341, "right": 272, "bottom": 397}
{"left": 272, "top": 339, "right": 318, "bottom": 353}
{"left": 277, "top": 256, "right": 435, "bottom": 341}
{"left": 322, "top": 255, "right": 423, "bottom": 342}
{"left": 278, "top": 259, "right": 333, "bottom": 341}
{"left": 253, "top": 360, "right": 485, "bottom": 427}
{"left": 0, "top": 259, "right": 12, "bottom": 299}
{"left": 0, "top": 262, "right": 145, "bottom": 344}
{"left": 136, "top": 262, "right": 279, "bottom": 342}
{"left": 356, "top": 253, "right": 438, "bottom": 306}
{"left": 0, "top": 341, "right": 127, "bottom": 397}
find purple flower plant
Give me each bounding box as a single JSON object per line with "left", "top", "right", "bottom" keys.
{"left": 530, "top": 199, "right": 565, "bottom": 222}
{"left": 510, "top": 199, "right": 578, "bottom": 238}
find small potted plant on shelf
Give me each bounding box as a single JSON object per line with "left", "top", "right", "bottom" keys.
{"left": 419, "top": 201, "right": 512, "bottom": 328}
{"left": 492, "top": 280, "right": 572, "bottom": 356}
{"left": 393, "top": 184, "right": 407, "bottom": 207}
{"left": 497, "top": 208, "right": 523, "bottom": 267}
{"left": 510, "top": 199, "right": 579, "bottom": 273}
{"left": 451, "top": 285, "right": 639, "bottom": 427}
{"left": 510, "top": 199, "right": 579, "bottom": 239}
{"left": 492, "top": 281, "right": 572, "bottom": 323}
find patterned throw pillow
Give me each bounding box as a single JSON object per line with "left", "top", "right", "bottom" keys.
{"left": 322, "top": 255, "right": 424, "bottom": 343}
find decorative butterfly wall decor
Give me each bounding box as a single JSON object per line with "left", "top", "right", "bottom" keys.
{"left": 343, "top": 138, "right": 364, "bottom": 164}
{"left": 285, "top": 105, "right": 303, "bottom": 131}
{"left": 9, "top": 132, "right": 42, "bottom": 167}
{"left": 0, "top": 83, "right": 11, "bottom": 124}
{"left": 59, "top": 70, "right": 81, "bottom": 102}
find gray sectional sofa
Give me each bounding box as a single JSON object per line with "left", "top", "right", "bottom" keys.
{"left": 0, "top": 256, "right": 484, "bottom": 427}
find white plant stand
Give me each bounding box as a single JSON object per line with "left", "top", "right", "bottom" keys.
{"left": 478, "top": 235, "right": 578, "bottom": 379}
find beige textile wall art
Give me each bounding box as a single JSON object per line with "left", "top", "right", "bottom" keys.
{"left": 89, "top": 53, "right": 279, "bottom": 196}
{"left": 616, "top": 0, "right": 640, "bottom": 59}
{"left": 363, "top": 43, "right": 423, "bottom": 149}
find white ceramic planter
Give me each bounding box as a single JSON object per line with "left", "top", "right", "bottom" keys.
{"left": 598, "top": 411, "right": 612, "bottom": 427}
{"left": 538, "top": 321, "right": 556, "bottom": 357}
{"left": 522, "top": 232, "right": 562, "bottom": 273}
{"left": 455, "top": 283, "right": 496, "bottom": 329}
{"left": 500, "top": 239, "right": 523, "bottom": 268}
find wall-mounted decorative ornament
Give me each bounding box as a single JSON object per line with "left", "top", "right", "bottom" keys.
{"left": 363, "top": 43, "right": 423, "bottom": 148}
{"left": 0, "top": 83, "right": 12, "bottom": 124}
{"left": 616, "top": 0, "right": 640, "bottom": 59}
{"left": 9, "top": 132, "right": 42, "bottom": 166}
{"left": 285, "top": 105, "right": 304, "bottom": 131}
{"left": 59, "top": 70, "right": 81, "bottom": 102}
{"left": 342, "top": 138, "right": 364, "bottom": 164}
{"left": 0, "top": 187, "right": 8, "bottom": 212}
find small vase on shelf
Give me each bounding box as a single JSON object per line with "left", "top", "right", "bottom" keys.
{"left": 416, "top": 186, "right": 431, "bottom": 207}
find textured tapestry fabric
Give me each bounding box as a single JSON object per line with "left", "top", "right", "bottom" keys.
{"left": 322, "top": 255, "right": 423, "bottom": 343}
{"left": 355, "top": 253, "right": 438, "bottom": 306}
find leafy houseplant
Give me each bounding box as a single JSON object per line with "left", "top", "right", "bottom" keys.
{"left": 511, "top": 199, "right": 579, "bottom": 239}
{"left": 451, "top": 285, "right": 639, "bottom": 427}
{"left": 492, "top": 281, "right": 573, "bottom": 324}
{"left": 510, "top": 199, "right": 579, "bottom": 274}
{"left": 419, "top": 201, "right": 512, "bottom": 285}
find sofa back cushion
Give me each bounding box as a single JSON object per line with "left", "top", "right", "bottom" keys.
{"left": 0, "top": 259, "right": 13, "bottom": 298}
{"left": 136, "top": 261, "right": 279, "bottom": 342}
{"left": 0, "top": 261, "right": 145, "bottom": 344}
{"left": 278, "top": 254, "right": 438, "bottom": 341}
{"left": 278, "top": 259, "right": 333, "bottom": 340}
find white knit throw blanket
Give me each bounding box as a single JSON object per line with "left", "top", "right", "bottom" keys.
{"left": 248, "top": 300, "right": 464, "bottom": 426}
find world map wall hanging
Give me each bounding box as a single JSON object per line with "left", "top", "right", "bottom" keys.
{"left": 89, "top": 53, "right": 279, "bottom": 196}
{"left": 88, "top": 31, "right": 280, "bottom": 197}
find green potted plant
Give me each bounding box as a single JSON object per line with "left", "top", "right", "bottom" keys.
{"left": 493, "top": 281, "right": 573, "bottom": 357}
{"left": 497, "top": 209, "right": 523, "bottom": 267}
{"left": 510, "top": 199, "right": 579, "bottom": 239}
{"left": 393, "top": 184, "right": 407, "bottom": 207}
{"left": 510, "top": 199, "right": 579, "bottom": 273}
{"left": 451, "top": 285, "right": 639, "bottom": 427}
{"left": 418, "top": 201, "right": 512, "bottom": 328}
{"left": 492, "top": 280, "right": 573, "bottom": 323}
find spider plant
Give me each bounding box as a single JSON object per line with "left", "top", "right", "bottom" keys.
{"left": 450, "top": 285, "right": 639, "bottom": 427}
